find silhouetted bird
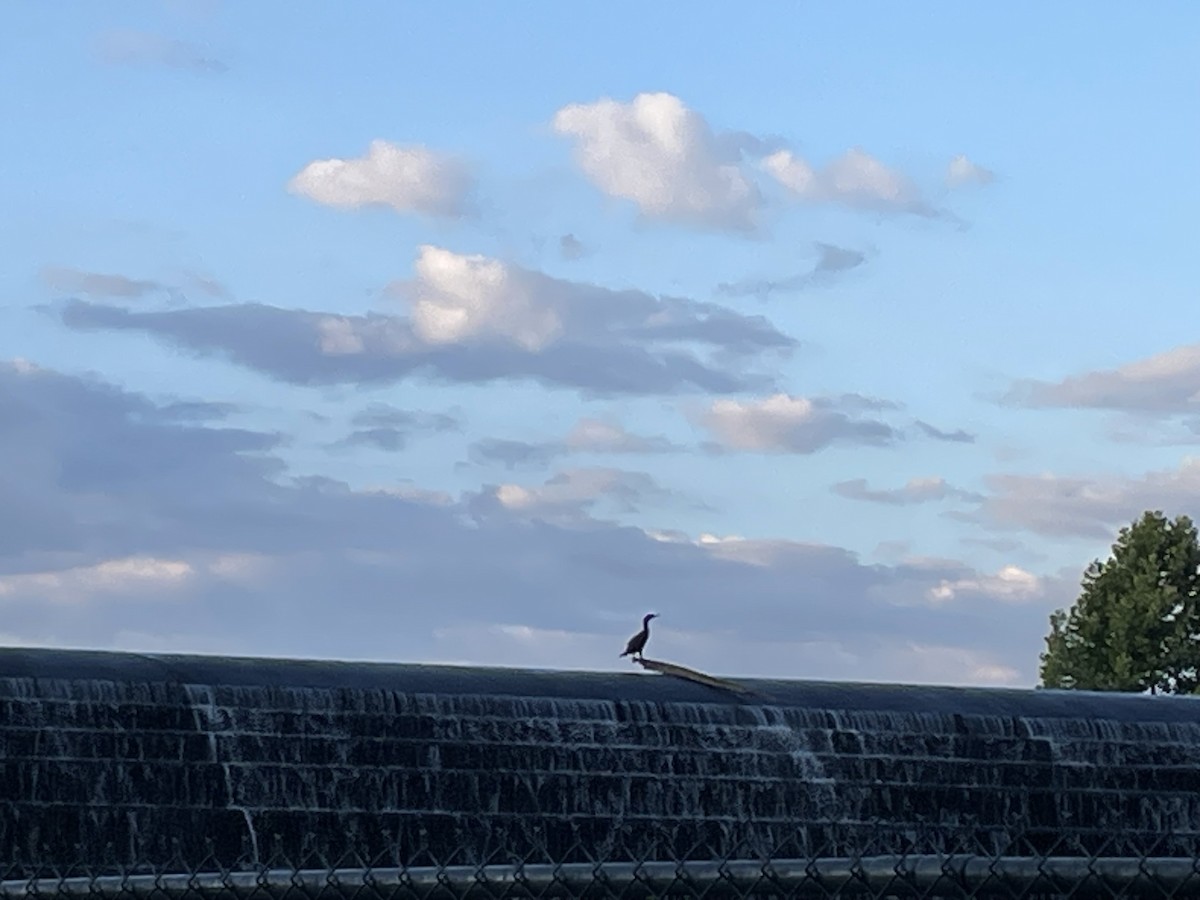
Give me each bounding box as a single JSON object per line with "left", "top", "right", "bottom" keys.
{"left": 620, "top": 613, "right": 658, "bottom": 661}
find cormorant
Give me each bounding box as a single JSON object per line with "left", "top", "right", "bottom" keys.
{"left": 620, "top": 613, "right": 658, "bottom": 661}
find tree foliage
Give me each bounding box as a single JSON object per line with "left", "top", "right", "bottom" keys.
{"left": 1040, "top": 510, "right": 1200, "bottom": 694}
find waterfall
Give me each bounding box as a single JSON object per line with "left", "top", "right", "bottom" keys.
{"left": 2, "top": 648, "right": 1199, "bottom": 877}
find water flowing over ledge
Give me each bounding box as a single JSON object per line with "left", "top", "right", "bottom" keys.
{"left": 2, "top": 647, "right": 1199, "bottom": 882}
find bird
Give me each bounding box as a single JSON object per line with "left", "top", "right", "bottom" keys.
{"left": 620, "top": 613, "right": 658, "bottom": 661}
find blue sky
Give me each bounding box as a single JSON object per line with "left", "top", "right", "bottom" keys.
{"left": 2, "top": 1, "right": 1199, "bottom": 686}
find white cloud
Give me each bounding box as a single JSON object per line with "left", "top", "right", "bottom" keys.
{"left": 470, "top": 467, "right": 678, "bottom": 522}
{"left": 553, "top": 92, "right": 962, "bottom": 227}
{"left": 833, "top": 476, "right": 981, "bottom": 506}
{"left": 552, "top": 92, "right": 762, "bottom": 231}
{"left": 393, "top": 243, "right": 792, "bottom": 359}
{"left": 0, "top": 556, "right": 194, "bottom": 601}
{"left": 408, "top": 245, "right": 564, "bottom": 350}
{"left": 893, "top": 642, "right": 1020, "bottom": 685}
{"left": 288, "top": 140, "right": 474, "bottom": 219}
{"left": 363, "top": 483, "right": 455, "bottom": 507}
{"left": 695, "top": 534, "right": 816, "bottom": 568}
{"left": 946, "top": 154, "right": 995, "bottom": 188}
{"left": 928, "top": 564, "right": 1043, "bottom": 604}
{"left": 697, "top": 393, "right": 897, "bottom": 453}
{"left": 565, "top": 419, "right": 668, "bottom": 453}
{"left": 972, "top": 458, "right": 1200, "bottom": 538}
{"left": 1008, "top": 343, "right": 1200, "bottom": 415}
{"left": 62, "top": 246, "right": 793, "bottom": 395}
{"left": 763, "top": 147, "right": 936, "bottom": 216}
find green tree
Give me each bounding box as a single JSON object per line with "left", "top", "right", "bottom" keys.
{"left": 1040, "top": 510, "right": 1200, "bottom": 693}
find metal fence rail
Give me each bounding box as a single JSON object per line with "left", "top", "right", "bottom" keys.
{"left": 5, "top": 855, "right": 1200, "bottom": 900}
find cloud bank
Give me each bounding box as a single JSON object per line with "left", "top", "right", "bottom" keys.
{"left": 58, "top": 245, "right": 795, "bottom": 396}
{"left": 1008, "top": 344, "right": 1200, "bottom": 416}
{"left": 0, "top": 359, "right": 1068, "bottom": 685}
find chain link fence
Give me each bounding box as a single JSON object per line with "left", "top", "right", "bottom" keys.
{"left": 3, "top": 829, "right": 1198, "bottom": 899}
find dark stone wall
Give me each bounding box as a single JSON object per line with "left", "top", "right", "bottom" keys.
{"left": 1, "top": 648, "right": 1199, "bottom": 877}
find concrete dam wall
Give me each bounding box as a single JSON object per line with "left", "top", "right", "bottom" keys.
{"left": 2, "top": 647, "right": 1199, "bottom": 880}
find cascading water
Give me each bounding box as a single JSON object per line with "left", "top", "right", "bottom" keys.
{"left": 1, "top": 648, "right": 1199, "bottom": 879}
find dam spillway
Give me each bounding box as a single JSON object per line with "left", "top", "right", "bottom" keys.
{"left": 2, "top": 648, "right": 1200, "bottom": 887}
